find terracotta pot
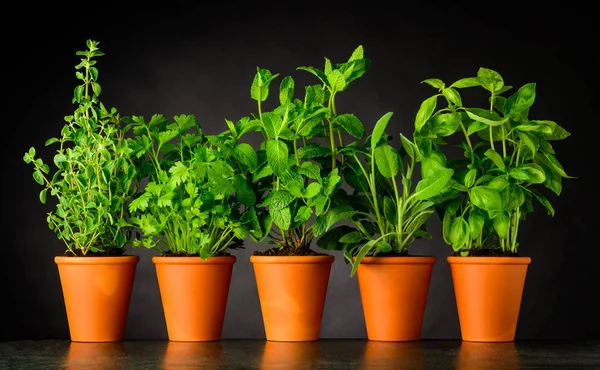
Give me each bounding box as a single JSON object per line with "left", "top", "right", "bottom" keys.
{"left": 447, "top": 256, "right": 531, "bottom": 342}
{"left": 153, "top": 256, "right": 235, "bottom": 341}
{"left": 357, "top": 256, "right": 435, "bottom": 341}
{"left": 55, "top": 255, "right": 139, "bottom": 342}
{"left": 250, "top": 255, "right": 334, "bottom": 341}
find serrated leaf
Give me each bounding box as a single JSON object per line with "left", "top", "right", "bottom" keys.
{"left": 336, "top": 114, "right": 365, "bottom": 139}
{"left": 266, "top": 139, "right": 289, "bottom": 176}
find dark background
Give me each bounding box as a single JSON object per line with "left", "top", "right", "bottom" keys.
{"left": 2, "top": 1, "right": 597, "bottom": 341}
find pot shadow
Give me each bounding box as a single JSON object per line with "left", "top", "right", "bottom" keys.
{"left": 259, "top": 341, "right": 321, "bottom": 369}
{"left": 162, "top": 341, "right": 224, "bottom": 369}
{"left": 64, "top": 341, "right": 127, "bottom": 369}
{"left": 360, "top": 341, "right": 424, "bottom": 369}
{"left": 454, "top": 341, "right": 521, "bottom": 370}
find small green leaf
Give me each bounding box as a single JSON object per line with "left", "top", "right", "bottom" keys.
{"left": 279, "top": 76, "right": 295, "bottom": 105}
{"left": 502, "top": 83, "right": 536, "bottom": 117}
{"left": 464, "top": 169, "right": 477, "bottom": 188}
{"left": 45, "top": 138, "right": 59, "bottom": 146}
{"left": 39, "top": 189, "right": 47, "bottom": 204}
{"left": 464, "top": 108, "right": 508, "bottom": 126}
{"left": 443, "top": 88, "right": 462, "bottom": 106}
{"left": 449, "top": 217, "right": 469, "bottom": 251}
{"left": 33, "top": 170, "right": 44, "bottom": 185}
{"left": 468, "top": 209, "right": 485, "bottom": 239}
{"left": 400, "top": 134, "right": 417, "bottom": 160}
{"left": 294, "top": 206, "right": 313, "bottom": 224}
{"left": 371, "top": 112, "right": 394, "bottom": 149}
{"left": 422, "top": 78, "right": 444, "bottom": 89}
{"left": 303, "top": 182, "right": 322, "bottom": 199}
{"left": 327, "top": 69, "right": 346, "bottom": 92}
{"left": 469, "top": 186, "right": 503, "bottom": 216}
{"left": 415, "top": 96, "right": 438, "bottom": 133}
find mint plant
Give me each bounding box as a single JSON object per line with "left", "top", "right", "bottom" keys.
{"left": 23, "top": 40, "right": 138, "bottom": 257}
{"left": 226, "top": 46, "right": 370, "bottom": 255}
{"left": 315, "top": 112, "right": 454, "bottom": 275}
{"left": 414, "top": 67, "right": 573, "bottom": 256}
{"left": 126, "top": 114, "right": 255, "bottom": 259}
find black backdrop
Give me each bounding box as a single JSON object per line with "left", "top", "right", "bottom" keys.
{"left": 2, "top": 1, "right": 598, "bottom": 341}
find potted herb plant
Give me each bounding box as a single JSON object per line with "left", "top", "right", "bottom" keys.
{"left": 414, "top": 68, "right": 572, "bottom": 341}
{"left": 126, "top": 113, "right": 256, "bottom": 341}
{"left": 229, "top": 46, "right": 370, "bottom": 341}
{"left": 23, "top": 40, "right": 140, "bottom": 342}
{"left": 316, "top": 111, "right": 455, "bottom": 341}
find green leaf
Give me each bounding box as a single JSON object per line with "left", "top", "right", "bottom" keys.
{"left": 348, "top": 45, "right": 364, "bottom": 61}
{"left": 477, "top": 67, "right": 504, "bottom": 92}
{"left": 529, "top": 188, "right": 555, "bottom": 216}
{"left": 234, "top": 174, "right": 256, "bottom": 206}
{"left": 484, "top": 149, "right": 506, "bottom": 170}
{"left": 502, "top": 83, "right": 536, "bottom": 117}
{"left": 400, "top": 134, "right": 417, "bottom": 160}
{"left": 371, "top": 112, "right": 394, "bottom": 149}
{"left": 251, "top": 67, "right": 279, "bottom": 102}
{"left": 33, "top": 170, "right": 44, "bottom": 185}
{"left": 374, "top": 143, "right": 399, "bottom": 179}
{"left": 303, "top": 182, "right": 322, "bottom": 199}
{"left": 39, "top": 189, "right": 47, "bottom": 204}
{"left": 518, "top": 132, "right": 537, "bottom": 157}
{"left": 422, "top": 78, "right": 444, "bottom": 89}
{"left": 413, "top": 168, "right": 454, "bottom": 201}
{"left": 467, "top": 120, "right": 487, "bottom": 135}
{"left": 169, "top": 162, "right": 189, "bottom": 186}
{"left": 507, "top": 183, "right": 525, "bottom": 210}
{"left": 518, "top": 163, "right": 546, "bottom": 184}
{"left": 531, "top": 120, "right": 571, "bottom": 140}
{"left": 45, "top": 138, "right": 59, "bottom": 146}
{"left": 535, "top": 152, "right": 573, "bottom": 178}
{"left": 234, "top": 143, "right": 258, "bottom": 171}
{"left": 450, "top": 77, "right": 481, "bottom": 89}
{"left": 428, "top": 112, "right": 460, "bottom": 137}
{"left": 464, "top": 108, "right": 508, "bottom": 126}
{"left": 297, "top": 66, "right": 330, "bottom": 88}
{"left": 468, "top": 209, "right": 485, "bottom": 239}
{"left": 262, "top": 112, "right": 284, "bottom": 139}
{"left": 297, "top": 143, "right": 330, "bottom": 159}
{"left": 294, "top": 205, "right": 313, "bottom": 224}
{"left": 263, "top": 190, "right": 295, "bottom": 211}
{"left": 383, "top": 196, "right": 397, "bottom": 226}
{"left": 351, "top": 239, "right": 378, "bottom": 276}
{"left": 464, "top": 169, "right": 477, "bottom": 188}
{"left": 335, "top": 114, "right": 365, "bottom": 139}
{"left": 449, "top": 217, "right": 469, "bottom": 251}
{"left": 415, "top": 96, "right": 438, "bottom": 133}
{"left": 469, "top": 186, "right": 503, "bottom": 216}
{"left": 266, "top": 139, "right": 289, "bottom": 177}
{"left": 279, "top": 76, "right": 295, "bottom": 105}
{"left": 493, "top": 211, "right": 510, "bottom": 239}
{"left": 317, "top": 225, "right": 355, "bottom": 251}
{"left": 339, "top": 230, "right": 365, "bottom": 244}
{"left": 443, "top": 88, "right": 462, "bottom": 106}
{"left": 327, "top": 69, "right": 347, "bottom": 92}
{"left": 324, "top": 205, "right": 357, "bottom": 233}
{"left": 270, "top": 207, "right": 291, "bottom": 230}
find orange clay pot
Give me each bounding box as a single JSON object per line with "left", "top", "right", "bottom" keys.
{"left": 153, "top": 256, "right": 236, "bottom": 342}
{"left": 55, "top": 256, "right": 139, "bottom": 342}
{"left": 356, "top": 256, "right": 436, "bottom": 341}
{"left": 447, "top": 256, "right": 531, "bottom": 342}
{"left": 250, "top": 255, "right": 334, "bottom": 341}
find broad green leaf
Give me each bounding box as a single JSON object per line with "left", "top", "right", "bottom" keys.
{"left": 413, "top": 168, "right": 454, "bottom": 201}
{"left": 327, "top": 69, "right": 347, "bottom": 92}
{"left": 234, "top": 174, "right": 256, "bottom": 206}
{"left": 421, "top": 151, "right": 447, "bottom": 178}
{"left": 383, "top": 196, "right": 397, "bottom": 226}
{"left": 322, "top": 168, "right": 341, "bottom": 197}
{"left": 518, "top": 163, "right": 546, "bottom": 184}
{"left": 450, "top": 77, "right": 481, "bottom": 89}
{"left": 374, "top": 143, "right": 399, "bottom": 179}
{"left": 539, "top": 164, "right": 562, "bottom": 196}
{"left": 535, "top": 152, "right": 572, "bottom": 178}
{"left": 348, "top": 45, "right": 364, "bottom": 62}
{"left": 263, "top": 190, "right": 295, "bottom": 210}
{"left": 484, "top": 149, "right": 506, "bottom": 170}
{"left": 507, "top": 183, "right": 525, "bottom": 210}
{"left": 312, "top": 214, "right": 328, "bottom": 236}
{"left": 493, "top": 211, "right": 510, "bottom": 239}
{"left": 477, "top": 67, "right": 504, "bottom": 92}
{"left": 262, "top": 112, "right": 284, "bottom": 139}
{"left": 422, "top": 78, "right": 444, "bottom": 89}
{"left": 443, "top": 88, "right": 462, "bottom": 106}
{"left": 518, "top": 132, "right": 537, "bottom": 157}
{"left": 335, "top": 114, "right": 365, "bottom": 139}
{"left": 303, "top": 182, "right": 322, "bottom": 198}
{"left": 464, "top": 108, "right": 508, "bottom": 126}
{"left": 266, "top": 139, "right": 289, "bottom": 176}
{"left": 298, "top": 66, "right": 330, "bottom": 88}
{"left": 449, "top": 217, "right": 469, "bottom": 251}
{"left": 469, "top": 186, "right": 503, "bottom": 216}
{"left": 371, "top": 112, "right": 394, "bottom": 149}
{"left": 294, "top": 205, "right": 313, "bottom": 224}
{"left": 251, "top": 67, "right": 278, "bottom": 102}
{"left": 270, "top": 207, "right": 291, "bottom": 230}
{"left": 415, "top": 96, "right": 437, "bottom": 133}
{"left": 467, "top": 120, "right": 487, "bottom": 135}
{"left": 339, "top": 230, "right": 365, "bottom": 243}
{"left": 297, "top": 143, "right": 330, "bottom": 159}
{"left": 502, "top": 83, "right": 536, "bottom": 117}
{"left": 234, "top": 143, "right": 258, "bottom": 170}
{"left": 531, "top": 120, "right": 571, "bottom": 140}
{"left": 485, "top": 176, "right": 509, "bottom": 191}
{"left": 325, "top": 205, "right": 357, "bottom": 232}
{"left": 468, "top": 209, "right": 485, "bottom": 239}
{"left": 428, "top": 112, "right": 460, "bottom": 137}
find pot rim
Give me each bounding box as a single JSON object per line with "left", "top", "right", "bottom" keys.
{"left": 357, "top": 255, "right": 436, "bottom": 264}
{"left": 54, "top": 255, "right": 139, "bottom": 265}
{"left": 250, "top": 255, "right": 334, "bottom": 264}
{"left": 447, "top": 256, "right": 531, "bottom": 265}
{"left": 152, "top": 255, "right": 236, "bottom": 265}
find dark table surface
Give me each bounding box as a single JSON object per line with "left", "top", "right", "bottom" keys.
{"left": 0, "top": 339, "right": 598, "bottom": 369}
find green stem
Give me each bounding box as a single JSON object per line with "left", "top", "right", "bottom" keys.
{"left": 489, "top": 92, "right": 496, "bottom": 151}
